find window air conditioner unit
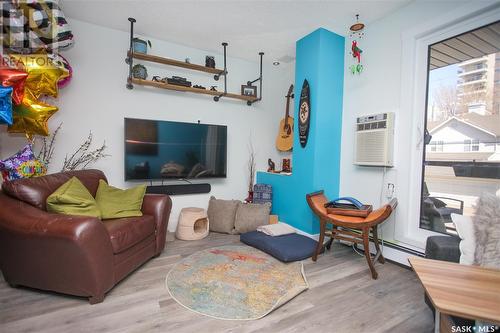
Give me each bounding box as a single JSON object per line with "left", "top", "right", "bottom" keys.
{"left": 354, "top": 112, "right": 394, "bottom": 167}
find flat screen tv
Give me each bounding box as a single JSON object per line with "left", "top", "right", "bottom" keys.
{"left": 124, "top": 118, "right": 227, "bottom": 180}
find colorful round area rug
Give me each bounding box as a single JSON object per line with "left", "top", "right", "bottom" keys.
{"left": 166, "top": 244, "right": 309, "bottom": 320}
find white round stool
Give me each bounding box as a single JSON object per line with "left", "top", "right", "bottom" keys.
{"left": 176, "top": 207, "right": 209, "bottom": 240}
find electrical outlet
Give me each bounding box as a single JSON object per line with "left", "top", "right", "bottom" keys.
{"left": 385, "top": 183, "right": 395, "bottom": 199}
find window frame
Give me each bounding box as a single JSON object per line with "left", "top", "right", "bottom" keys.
{"left": 394, "top": 2, "right": 500, "bottom": 249}
{"left": 464, "top": 139, "right": 472, "bottom": 152}
{"left": 437, "top": 140, "right": 444, "bottom": 152}
{"left": 472, "top": 139, "right": 480, "bottom": 151}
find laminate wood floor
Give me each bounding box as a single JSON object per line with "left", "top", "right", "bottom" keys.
{"left": 0, "top": 232, "right": 433, "bottom": 333}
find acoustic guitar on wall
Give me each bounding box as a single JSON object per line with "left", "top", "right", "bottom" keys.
{"left": 276, "top": 84, "right": 294, "bottom": 151}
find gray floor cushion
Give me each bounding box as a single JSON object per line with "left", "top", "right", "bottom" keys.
{"left": 240, "top": 231, "right": 319, "bottom": 262}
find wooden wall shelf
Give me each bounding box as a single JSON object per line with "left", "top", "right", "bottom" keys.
{"left": 131, "top": 78, "right": 258, "bottom": 102}
{"left": 125, "top": 17, "right": 262, "bottom": 104}
{"left": 127, "top": 51, "right": 225, "bottom": 75}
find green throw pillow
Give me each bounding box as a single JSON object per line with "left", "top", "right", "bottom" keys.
{"left": 95, "top": 180, "right": 146, "bottom": 219}
{"left": 46, "top": 177, "right": 101, "bottom": 218}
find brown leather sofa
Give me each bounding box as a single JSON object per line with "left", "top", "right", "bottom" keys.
{"left": 0, "top": 169, "right": 172, "bottom": 304}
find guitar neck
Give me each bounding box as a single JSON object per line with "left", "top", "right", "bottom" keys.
{"left": 283, "top": 84, "right": 294, "bottom": 127}
{"left": 284, "top": 97, "right": 291, "bottom": 125}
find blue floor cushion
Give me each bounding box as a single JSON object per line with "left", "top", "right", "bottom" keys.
{"left": 240, "top": 231, "right": 319, "bottom": 262}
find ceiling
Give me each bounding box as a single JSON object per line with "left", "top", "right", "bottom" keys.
{"left": 430, "top": 20, "right": 500, "bottom": 70}
{"left": 60, "top": 0, "right": 411, "bottom": 64}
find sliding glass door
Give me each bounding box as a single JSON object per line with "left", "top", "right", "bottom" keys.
{"left": 420, "top": 21, "right": 500, "bottom": 235}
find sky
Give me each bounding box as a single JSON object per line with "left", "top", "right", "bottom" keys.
{"left": 427, "top": 63, "right": 458, "bottom": 107}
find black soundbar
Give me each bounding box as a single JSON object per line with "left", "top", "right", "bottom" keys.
{"left": 145, "top": 183, "right": 211, "bottom": 196}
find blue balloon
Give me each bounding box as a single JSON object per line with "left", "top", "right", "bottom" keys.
{"left": 0, "top": 86, "right": 13, "bottom": 125}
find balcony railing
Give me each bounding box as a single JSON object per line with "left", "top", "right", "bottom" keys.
{"left": 457, "top": 67, "right": 487, "bottom": 77}
{"left": 458, "top": 57, "right": 488, "bottom": 66}
{"left": 457, "top": 78, "right": 487, "bottom": 86}
{"left": 457, "top": 89, "right": 486, "bottom": 96}
{"left": 424, "top": 160, "right": 500, "bottom": 179}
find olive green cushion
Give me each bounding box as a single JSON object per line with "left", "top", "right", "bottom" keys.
{"left": 46, "top": 177, "right": 101, "bottom": 218}
{"left": 95, "top": 180, "right": 146, "bottom": 219}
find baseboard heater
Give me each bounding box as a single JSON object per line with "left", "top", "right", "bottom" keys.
{"left": 335, "top": 227, "right": 425, "bottom": 257}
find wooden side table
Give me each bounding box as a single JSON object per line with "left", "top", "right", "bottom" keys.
{"left": 409, "top": 257, "right": 500, "bottom": 333}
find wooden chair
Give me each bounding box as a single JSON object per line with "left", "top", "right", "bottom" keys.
{"left": 306, "top": 190, "right": 397, "bottom": 279}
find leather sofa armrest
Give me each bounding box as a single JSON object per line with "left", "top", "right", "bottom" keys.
{"left": 141, "top": 194, "right": 172, "bottom": 255}
{"left": 0, "top": 193, "right": 115, "bottom": 299}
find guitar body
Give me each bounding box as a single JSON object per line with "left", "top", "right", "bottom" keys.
{"left": 276, "top": 116, "right": 294, "bottom": 151}
{"left": 276, "top": 84, "right": 295, "bottom": 152}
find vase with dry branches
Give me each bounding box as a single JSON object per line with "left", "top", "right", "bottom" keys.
{"left": 36, "top": 123, "right": 62, "bottom": 169}
{"left": 36, "top": 123, "right": 109, "bottom": 172}
{"left": 245, "top": 141, "right": 256, "bottom": 203}
{"left": 61, "top": 131, "right": 109, "bottom": 171}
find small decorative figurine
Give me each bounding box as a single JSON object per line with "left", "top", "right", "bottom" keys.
{"left": 351, "top": 41, "right": 362, "bottom": 63}
{"left": 205, "top": 56, "right": 215, "bottom": 68}
{"left": 152, "top": 75, "right": 164, "bottom": 82}
{"left": 267, "top": 158, "right": 275, "bottom": 172}
{"left": 132, "top": 64, "right": 148, "bottom": 79}
{"left": 282, "top": 158, "right": 291, "bottom": 173}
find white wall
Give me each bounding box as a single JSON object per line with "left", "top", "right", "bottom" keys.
{"left": 340, "top": 0, "right": 474, "bottom": 251}
{"left": 0, "top": 19, "right": 294, "bottom": 231}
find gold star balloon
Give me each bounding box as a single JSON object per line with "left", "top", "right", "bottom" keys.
{"left": 9, "top": 53, "right": 65, "bottom": 100}
{"left": 8, "top": 97, "right": 58, "bottom": 139}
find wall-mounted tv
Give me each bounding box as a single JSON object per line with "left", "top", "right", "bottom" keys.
{"left": 125, "top": 118, "right": 227, "bottom": 180}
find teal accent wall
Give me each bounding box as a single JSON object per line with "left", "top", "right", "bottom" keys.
{"left": 256, "top": 28, "right": 344, "bottom": 235}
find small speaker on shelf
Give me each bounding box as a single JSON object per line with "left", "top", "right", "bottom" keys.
{"left": 146, "top": 183, "right": 211, "bottom": 196}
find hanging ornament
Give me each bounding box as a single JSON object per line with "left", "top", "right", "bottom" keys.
{"left": 349, "top": 14, "right": 365, "bottom": 39}
{"left": 8, "top": 96, "right": 58, "bottom": 139}
{"left": 351, "top": 41, "right": 362, "bottom": 63}
{"left": 350, "top": 40, "right": 363, "bottom": 74}
{"left": 348, "top": 14, "right": 365, "bottom": 75}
